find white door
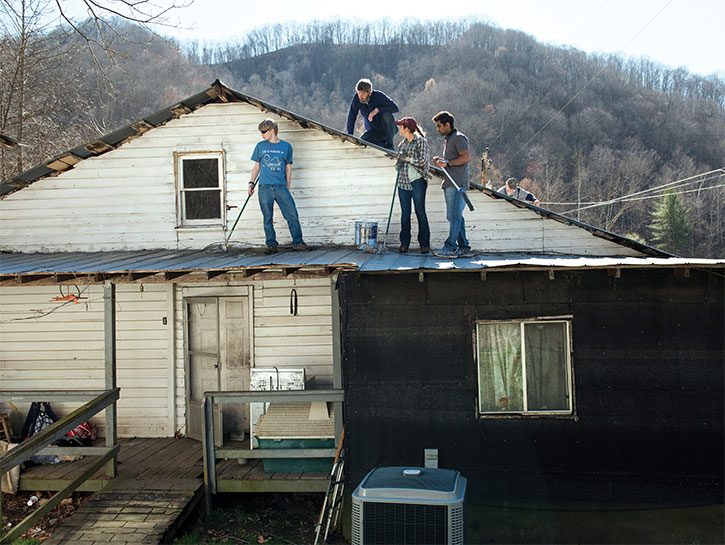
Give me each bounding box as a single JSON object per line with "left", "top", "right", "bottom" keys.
{"left": 186, "top": 297, "right": 250, "bottom": 445}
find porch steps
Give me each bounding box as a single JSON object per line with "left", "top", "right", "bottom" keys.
{"left": 43, "top": 486, "right": 202, "bottom": 545}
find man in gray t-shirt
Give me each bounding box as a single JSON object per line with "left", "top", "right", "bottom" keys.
{"left": 432, "top": 111, "right": 471, "bottom": 257}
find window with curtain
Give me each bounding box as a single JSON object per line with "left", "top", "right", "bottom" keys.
{"left": 476, "top": 318, "right": 572, "bottom": 415}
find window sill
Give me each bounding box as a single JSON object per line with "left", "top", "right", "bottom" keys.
{"left": 478, "top": 412, "right": 577, "bottom": 420}
{"left": 176, "top": 225, "right": 224, "bottom": 231}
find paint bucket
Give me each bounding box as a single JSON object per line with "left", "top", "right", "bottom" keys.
{"left": 355, "top": 221, "right": 378, "bottom": 249}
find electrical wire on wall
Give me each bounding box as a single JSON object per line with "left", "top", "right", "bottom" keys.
{"left": 1, "top": 279, "right": 96, "bottom": 322}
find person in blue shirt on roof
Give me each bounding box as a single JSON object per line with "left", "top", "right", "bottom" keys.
{"left": 248, "top": 118, "right": 307, "bottom": 254}
{"left": 346, "top": 78, "right": 400, "bottom": 150}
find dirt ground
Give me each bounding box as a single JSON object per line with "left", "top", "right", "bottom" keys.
{"left": 1, "top": 491, "right": 91, "bottom": 542}
{"left": 3, "top": 491, "right": 345, "bottom": 545}
{"left": 172, "top": 492, "right": 348, "bottom": 545}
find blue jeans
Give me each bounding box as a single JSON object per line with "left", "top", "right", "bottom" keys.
{"left": 398, "top": 178, "right": 430, "bottom": 249}
{"left": 258, "top": 184, "right": 304, "bottom": 247}
{"left": 360, "top": 112, "right": 395, "bottom": 150}
{"left": 443, "top": 186, "right": 469, "bottom": 251}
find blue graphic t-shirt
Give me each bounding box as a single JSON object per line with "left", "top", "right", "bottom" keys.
{"left": 251, "top": 140, "right": 293, "bottom": 185}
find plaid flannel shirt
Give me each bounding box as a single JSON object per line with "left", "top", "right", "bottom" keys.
{"left": 396, "top": 135, "right": 430, "bottom": 190}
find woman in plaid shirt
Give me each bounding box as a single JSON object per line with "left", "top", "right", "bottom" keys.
{"left": 394, "top": 117, "right": 431, "bottom": 253}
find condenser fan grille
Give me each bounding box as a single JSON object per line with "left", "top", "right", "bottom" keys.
{"left": 362, "top": 502, "right": 448, "bottom": 545}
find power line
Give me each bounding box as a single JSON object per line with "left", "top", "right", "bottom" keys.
{"left": 560, "top": 168, "right": 725, "bottom": 214}
{"left": 548, "top": 183, "right": 723, "bottom": 209}
{"left": 606, "top": 169, "right": 724, "bottom": 202}
{"left": 617, "top": 183, "right": 725, "bottom": 202}
{"left": 500, "top": 0, "right": 673, "bottom": 170}
{"left": 571, "top": 0, "right": 610, "bottom": 45}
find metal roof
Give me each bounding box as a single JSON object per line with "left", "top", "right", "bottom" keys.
{"left": 1, "top": 247, "right": 720, "bottom": 284}
{"left": 0, "top": 133, "right": 19, "bottom": 148}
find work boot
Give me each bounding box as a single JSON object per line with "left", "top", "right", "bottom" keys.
{"left": 292, "top": 242, "right": 308, "bottom": 251}
{"left": 264, "top": 245, "right": 278, "bottom": 254}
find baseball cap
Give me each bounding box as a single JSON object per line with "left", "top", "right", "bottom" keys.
{"left": 394, "top": 117, "right": 418, "bottom": 132}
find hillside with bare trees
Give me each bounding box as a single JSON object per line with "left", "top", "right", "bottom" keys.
{"left": 1, "top": 17, "right": 723, "bottom": 256}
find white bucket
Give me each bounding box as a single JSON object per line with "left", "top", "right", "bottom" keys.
{"left": 355, "top": 221, "right": 378, "bottom": 249}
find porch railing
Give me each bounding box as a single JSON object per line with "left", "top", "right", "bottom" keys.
{"left": 202, "top": 389, "right": 344, "bottom": 514}
{"left": 0, "top": 388, "right": 120, "bottom": 544}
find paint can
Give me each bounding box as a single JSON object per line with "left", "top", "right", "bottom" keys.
{"left": 355, "top": 221, "right": 378, "bottom": 249}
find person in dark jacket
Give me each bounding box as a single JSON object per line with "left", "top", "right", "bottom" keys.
{"left": 498, "top": 178, "right": 541, "bottom": 206}
{"left": 346, "top": 78, "right": 399, "bottom": 150}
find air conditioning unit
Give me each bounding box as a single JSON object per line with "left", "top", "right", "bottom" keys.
{"left": 352, "top": 466, "right": 466, "bottom": 545}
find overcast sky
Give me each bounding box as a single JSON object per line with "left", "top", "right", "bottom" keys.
{"left": 154, "top": 0, "right": 724, "bottom": 77}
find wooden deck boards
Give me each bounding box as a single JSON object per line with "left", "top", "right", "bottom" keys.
{"left": 18, "top": 437, "right": 329, "bottom": 493}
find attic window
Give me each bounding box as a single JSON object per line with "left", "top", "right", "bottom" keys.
{"left": 177, "top": 152, "right": 224, "bottom": 226}
{"left": 476, "top": 318, "right": 573, "bottom": 416}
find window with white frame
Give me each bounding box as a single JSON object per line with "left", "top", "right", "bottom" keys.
{"left": 177, "top": 152, "right": 224, "bottom": 226}
{"left": 476, "top": 318, "right": 573, "bottom": 415}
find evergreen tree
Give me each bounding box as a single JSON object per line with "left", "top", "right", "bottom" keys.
{"left": 649, "top": 189, "right": 691, "bottom": 254}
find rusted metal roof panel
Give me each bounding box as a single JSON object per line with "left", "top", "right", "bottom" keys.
{"left": 1, "top": 248, "right": 721, "bottom": 280}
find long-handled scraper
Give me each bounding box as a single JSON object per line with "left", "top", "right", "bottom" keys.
{"left": 205, "top": 176, "right": 258, "bottom": 253}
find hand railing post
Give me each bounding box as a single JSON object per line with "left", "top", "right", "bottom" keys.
{"left": 104, "top": 281, "right": 118, "bottom": 478}
{"left": 202, "top": 394, "right": 217, "bottom": 515}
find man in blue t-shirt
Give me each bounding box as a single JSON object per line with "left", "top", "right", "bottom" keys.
{"left": 346, "top": 78, "right": 399, "bottom": 150}
{"left": 249, "top": 118, "right": 307, "bottom": 254}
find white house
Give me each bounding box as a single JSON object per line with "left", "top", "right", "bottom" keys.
{"left": 0, "top": 80, "right": 669, "bottom": 441}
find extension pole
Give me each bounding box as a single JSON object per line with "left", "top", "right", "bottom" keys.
{"left": 441, "top": 167, "right": 475, "bottom": 211}
{"left": 381, "top": 170, "right": 400, "bottom": 249}
{"left": 224, "top": 176, "right": 258, "bottom": 247}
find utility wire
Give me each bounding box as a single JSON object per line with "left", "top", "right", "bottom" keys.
{"left": 571, "top": 0, "right": 609, "bottom": 45}
{"left": 566, "top": 183, "right": 725, "bottom": 208}
{"left": 603, "top": 169, "right": 724, "bottom": 202}
{"left": 560, "top": 169, "right": 724, "bottom": 214}
{"left": 545, "top": 169, "right": 725, "bottom": 207}
{"left": 500, "top": 0, "right": 673, "bottom": 170}
{"left": 616, "top": 183, "right": 725, "bottom": 202}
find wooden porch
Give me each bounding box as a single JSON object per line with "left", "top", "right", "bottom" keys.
{"left": 17, "top": 437, "right": 330, "bottom": 494}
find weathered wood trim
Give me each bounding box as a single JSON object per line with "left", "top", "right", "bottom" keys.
{"left": 208, "top": 389, "right": 343, "bottom": 404}
{"left": 331, "top": 274, "right": 343, "bottom": 443}
{"left": 166, "top": 283, "right": 176, "bottom": 435}
{"left": 216, "top": 479, "right": 328, "bottom": 493}
{"left": 0, "top": 390, "right": 108, "bottom": 402}
{"left": 216, "top": 448, "right": 336, "bottom": 459}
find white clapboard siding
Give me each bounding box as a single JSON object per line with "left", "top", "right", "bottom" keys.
{"left": 172, "top": 278, "right": 334, "bottom": 434}
{"left": 0, "top": 284, "right": 172, "bottom": 437}
{"left": 0, "top": 102, "right": 641, "bottom": 256}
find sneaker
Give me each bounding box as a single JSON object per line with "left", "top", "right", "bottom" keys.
{"left": 292, "top": 242, "right": 308, "bottom": 251}
{"left": 457, "top": 247, "right": 473, "bottom": 258}
{"left": 420, "top": 246, "right": 430, "bottom": 254}
{"left": 434, "top": 247, "right": 459, "bottom": 258}
{"left": 264, "top": 245, "right": 278, "bottom": 254}
{"left": 398, "top": 245, "right": 408, "bottom": 254}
